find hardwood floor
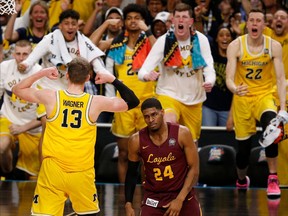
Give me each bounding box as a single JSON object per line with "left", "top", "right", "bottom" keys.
{"left": 0, "top": 181, "right": 287, "bottom": 216}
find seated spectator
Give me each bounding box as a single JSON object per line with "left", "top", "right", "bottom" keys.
{"left": 4, "top": 0, "right": 50, "bottom": 46}
{"left": 0, "top": 40, "right": 42, "bottom": 180}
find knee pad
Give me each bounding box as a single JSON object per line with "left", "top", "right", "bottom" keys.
{"left": 260, "top": 111, "right": 277, "bottom": 129}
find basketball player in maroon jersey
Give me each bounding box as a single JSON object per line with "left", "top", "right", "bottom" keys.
{"left": 125, "top": 98, "right": 201, "bottom": 216}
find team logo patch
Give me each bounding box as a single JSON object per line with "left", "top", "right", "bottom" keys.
{"left": 208, "top": 146, "right": 224, "bottom": 162}
{"left": 145, "top": 198, "right": 159, "bottom": 208}
{"left": 264, "top": 48, "right": 269, "bottom": 55}
{"left": 168, "top": 138, "right": 176, "bottom": 147}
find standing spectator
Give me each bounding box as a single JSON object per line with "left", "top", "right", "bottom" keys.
{"left": 89, "top": 7, "right": 124, "bottom": 52}
{"left": 125, "top": 97, "right": 201, "bottom": 216}
{"left": 225, "top": 9, "right": 287, "bottom": 197}
{"left": 270, "top": 8, "right": 288, "bottom": 186}
{"left": 145, "top": 0, "right": 167, "bottom": 27}
{"left": 106, "top": 3, "right": 156, "bottom": 183}
{"left": 271, "top": 9, "right": 288, "bottom": 78}
{"left": 89, "top": 7, "right": 124, "bottom": 123}
{"left": 202, "top": 26, "right": 233, "bottom": 126}
{"left": 151, "top": 11, "right": 170, "bottom": 38}
{"left": 192, "top": 0, "right": 222, "bottom": 41}
{"left": 0, "top": 40, "right": 42, "bottom": 179}
{"left": 4, "top": 0, "right": 50, "bottom": 46}
{"left": 12, "top": 57, "right": 139, "bottom": 216}
{"left": 138, "top": 3, "right": 215, "bottom": 145}
{"left": 83, "top": 0, "right": 123, "bottom": 37}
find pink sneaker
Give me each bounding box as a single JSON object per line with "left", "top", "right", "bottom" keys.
{"left": 267, "top": 175, "right": 281, "bottom": 198}
{"left": 236, "top": 176, "right": 250, "bottom": 190}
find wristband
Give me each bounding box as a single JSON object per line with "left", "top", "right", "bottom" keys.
{"left": 145, "top": 29, "right": 153, "bottom": 37}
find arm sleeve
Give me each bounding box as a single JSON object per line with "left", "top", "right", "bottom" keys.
{"left": 138, "top": 35, "right": 165, "bottom": 81}
{"left": 125, "top": 160, "right": 140, "bottom": 203}
{"left": 198, "top": 31, "right": 216, "bottom": 85}
{"left": 111, "top": 79, "right": 140, "bottom": 110}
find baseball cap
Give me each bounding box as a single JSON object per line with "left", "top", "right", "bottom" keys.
{"left": 105, "top": 7, "right": 123, "bottom": 19}
{"left": 153, "top": 11, "right": 170, "bottom": 24}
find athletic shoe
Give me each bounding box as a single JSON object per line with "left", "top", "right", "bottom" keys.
{"left": 267, "top": 175, "right": 281, "bottom": 198}
{"left": 236, "top": 176, "right": 250, "bottom": 190}
{"left": 259, "top": 117, "right": 284, "bottom": 147}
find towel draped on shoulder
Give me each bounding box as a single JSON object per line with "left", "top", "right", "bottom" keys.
{"left": 163, "top": 29, "right": 207, "bottom": 70}
{"left": 107, "top": 30, "right": 152, "bottom": 71}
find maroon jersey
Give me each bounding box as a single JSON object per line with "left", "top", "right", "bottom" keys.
{"left": 139, "top": 122, "right": 188, "bottom": 193}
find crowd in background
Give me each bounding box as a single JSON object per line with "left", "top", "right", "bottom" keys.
{"left": 0, "top": 0, "right": 287, "bottom": 184}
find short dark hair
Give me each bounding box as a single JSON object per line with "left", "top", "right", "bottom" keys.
{"left": 146, "top": 0, "right": 167, "bottom": 7}
{"left": 174, "top": 3, "right": 193, "bottom": 18}
{"left": 248, "top": 8, "right": 265, "bottom": 21}
{"left": 141, "top": 98, "right": 162, "bottom": 112}
{"left": 59, "top": 9, "right": 80, "bottom": 23}
{"left": 123, "top": 4, "right": 147, "bottom": 20}
{"left": 67, "top": 57, "right": 91, "bottom": 84}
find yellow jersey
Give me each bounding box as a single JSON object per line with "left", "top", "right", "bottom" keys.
{"left": 236, "top": 34, "right": 274, "bottom": 96}
{"left": 115, "top": 47, "right": 155, "bottom": 101}
{"left": 43, "top": 90, "right": 96, "bottom": 172}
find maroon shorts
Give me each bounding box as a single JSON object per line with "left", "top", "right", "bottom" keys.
{"left": 140, "top": 189, "right": 201, "bottom": 216}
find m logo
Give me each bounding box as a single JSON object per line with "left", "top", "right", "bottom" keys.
{"left": 93, "top": 193, "right": 97, "bottom": 202}
{"left": 33, "top": 195, "right": 39, "bottom": 204}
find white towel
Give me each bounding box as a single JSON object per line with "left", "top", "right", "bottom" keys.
{"left": 50, "top": 29, "right": 105, "bottom": 66}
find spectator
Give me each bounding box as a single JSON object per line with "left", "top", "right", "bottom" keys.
{"left": 202, "top": 26, "right": 233, "bottom": 126}
{"left": 89, "top": 6, "right": 124, "bottom": 123}
{"left": 151, "top": 11, "right": 170, "bottom": 38}
{"left": 106, "top": 3, "right": 156, "bottom": 183}
{"left": 90, "top": 7, "right": 124, "bottom": 51}
{"left": 270, "top": 8, "right": 288, "bottom": 186}
{"left": 4, "top": 0, "right": 50, "bottom": 46}
{"left": 138, "top": 3, "right": 215, "bottom": 146}
{"left": 83, "top": 0, "right": 123, "bottom": 36}
{"left": 0, "top": 40, "right": 42, "bottom": 179}
{"left": 145, "top": 0, "right": 167, "bottom": 27}
{"left": 192, "top": 0, "right": 222, "bottom": 41}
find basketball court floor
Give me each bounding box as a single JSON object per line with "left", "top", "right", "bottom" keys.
{"left": 0, "top": 180, "right": 287, "bottom": 216}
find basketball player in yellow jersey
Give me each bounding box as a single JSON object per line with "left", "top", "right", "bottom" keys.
{"left": 12, "top": 57, "right": 139, "bottom": 216}
{"left": 226, "top": 9, "right": 288, "bottom": 198}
